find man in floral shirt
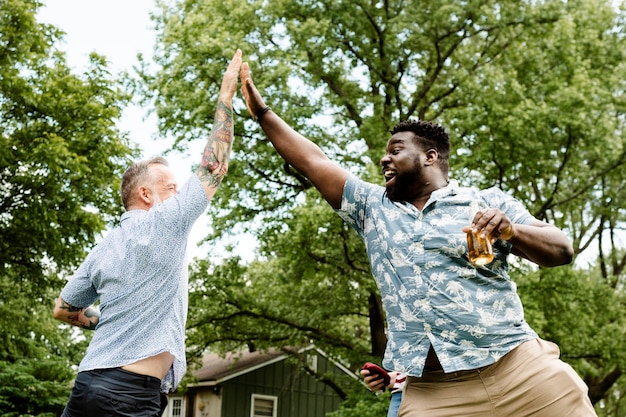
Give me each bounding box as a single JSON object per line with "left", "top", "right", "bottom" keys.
{"left": 240, "top": 62, "right": 597, "bottom": 416}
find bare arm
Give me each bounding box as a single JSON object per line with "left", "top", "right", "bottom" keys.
{"left": 505, "top": 221, "right": 574, "bottom": 266}
{"left": 196, "top": 49, "right": 242, "bottom": 200}
{"left": 53, "top": 297, "right": 100, "bottom": 330}
{"left": 463, "top": 210, "right": 574, "bottom": 267}
{"left": 240, "top": 62, "right": 348, "bottom": 209}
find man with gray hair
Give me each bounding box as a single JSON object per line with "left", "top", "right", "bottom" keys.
{"left": 53, "top": 50, "right": 242, "bottom": 417}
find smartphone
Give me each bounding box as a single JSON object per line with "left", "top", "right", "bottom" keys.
{"left": 361, "top": 362, "right": 391, "bottom": 387}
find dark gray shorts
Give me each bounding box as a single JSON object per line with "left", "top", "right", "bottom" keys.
{"left": 61, "top": 368, "right": 168, "bottom": 417}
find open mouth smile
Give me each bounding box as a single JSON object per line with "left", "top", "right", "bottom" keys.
{"left": 383, "top": 169, "right": 396, "bottom": 184}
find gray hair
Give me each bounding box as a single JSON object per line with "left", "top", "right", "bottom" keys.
{"left": 120, "top": 156, "right": 169, "bottom": 209}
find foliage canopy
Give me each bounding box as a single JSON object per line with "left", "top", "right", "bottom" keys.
{"left": 143, "top": 0, "right": 626, "bottom": 413}
{"left": 0, "top": 0, "right": 136, "bottom": 414}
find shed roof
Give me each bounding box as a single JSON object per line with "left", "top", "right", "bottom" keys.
{"left": 190, "top": 345, "right": 359, "bottom": 387}
{"left": 192, "top": 348, "right": 288, "bottom": 384}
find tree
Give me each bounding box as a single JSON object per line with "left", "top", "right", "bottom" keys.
{"left": 446, "top": 0, "right": 626, "bottom": 408}
{"left": 0, "top": 0, "right": 136, "bottom": 414}
{"left": 185, "top": 194, "right": 374, "bottom": 365}
{"left": 517, "top": 264, "right": 626, "bottom": 411}
{"left": 143, "top": 0, "right": 626, "bottom": 412}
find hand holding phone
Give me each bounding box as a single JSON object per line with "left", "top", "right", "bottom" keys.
{"left": 361, "top": 362, "right": 391, "bottom": 388}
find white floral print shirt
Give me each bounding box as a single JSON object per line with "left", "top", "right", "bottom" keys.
{"left": 336, "top": 176, "right": 539, "bottom": 377}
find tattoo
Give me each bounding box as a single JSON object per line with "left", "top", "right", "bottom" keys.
{"left": 61, "top": 300, "right": 100, "bottom": 330}
{"left": 198, "top": 100, "right": 233, "bottom": 188}
{"left": 82, "top": 306, "right": 100, "bottom": 330}
{"left": 60, "top": 300, "right": 82, "bottom": 312}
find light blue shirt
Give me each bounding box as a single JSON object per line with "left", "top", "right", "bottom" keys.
{"left": 336, "top": 176, "right": 538, "bottom": 377}
{"left": 61, "top": 175, "right": 208, "bottom": 393}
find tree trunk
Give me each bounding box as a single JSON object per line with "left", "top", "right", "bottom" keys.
{"left": 368, "top": 291, "right": 387, "bottom": 358}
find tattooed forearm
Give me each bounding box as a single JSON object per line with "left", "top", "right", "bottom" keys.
{"left": 59, "top": 300, "right": 83, "bottom": 312}
{"left": 56, "top": 298, "right": 100, "bottom": 330}
{"left": 198, "top": 100, "right": 233, "bottom": 188}
{"left": 81, "top": 306, "right": 101, "bottom": 330}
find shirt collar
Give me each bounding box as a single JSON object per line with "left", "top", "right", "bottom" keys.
{"left": 418, "top": 179, "right": 459, "bottom": 211}
{"left": 120, "top": 209, "right": 146, "bottom": 223}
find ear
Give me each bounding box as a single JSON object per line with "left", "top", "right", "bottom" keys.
{"left": 424, "top": 148, "right": 439, "bottom": 166}
{"left": 138, "top": 185, "right": 153, "bottom": 205}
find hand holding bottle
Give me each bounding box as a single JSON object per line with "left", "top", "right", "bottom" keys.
{"left": 463, "top": 201, "right": 515, "bottom": 266}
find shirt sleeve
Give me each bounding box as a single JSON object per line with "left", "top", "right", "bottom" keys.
{"left": 150, "top": 175, "right": 209, "bottom": 234}
{"left": 335, "top": 175, "right": 369, "bottom": 238}
{"left": 60, "top": 257, "right": 99, "bottom": 308}
{"left": 481, "top": 186, "right": 536, "bottom": 225}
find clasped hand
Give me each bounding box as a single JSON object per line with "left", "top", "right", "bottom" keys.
{"left": 462, "top": 208, "right": 515, "bottom": 243}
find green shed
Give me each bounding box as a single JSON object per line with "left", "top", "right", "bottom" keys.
{"left": 164, "top": 345, "right": 359, "bottom": 417}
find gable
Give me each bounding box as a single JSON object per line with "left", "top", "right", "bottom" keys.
{"left": 176, "top": 346, "right": 360, "bottom": 417}
{"left": 190, "top": 345, "right": 358, "bottom": 386}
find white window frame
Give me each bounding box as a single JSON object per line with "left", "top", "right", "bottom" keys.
{"left": 250, "top": 394, "right": 277, "bottom": 417}
{"left": 164, "top": 396, "right": 185, "bottom": 417}
{"left": 307, "top": 353, "right": 318, "bottom": 372}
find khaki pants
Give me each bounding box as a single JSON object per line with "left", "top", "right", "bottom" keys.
{"left": 400, "top": 338, "right": 597, "bottom": 417}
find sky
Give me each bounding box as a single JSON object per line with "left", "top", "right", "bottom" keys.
{"left": 34, "top": 1, "right": 622, "bottom": 266}
{"left": 37, "top": 0, "right": 178, "bottom": 159}
{"left": 37, "top": 0, "right": 251, "bottom": 260}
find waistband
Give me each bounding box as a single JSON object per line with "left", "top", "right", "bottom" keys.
{"left": 87, "top": 367, "right": 162, "bottom": 390}
{"left": 410, "top": 340, "right": 539, "bottom": 383}
{"left": 409, "top": 363, "right": 493, "bottom": 383}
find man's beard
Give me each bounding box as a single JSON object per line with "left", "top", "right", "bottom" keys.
{"left": 384, "top": 171, "right": 420, "bottom": 202}
{"left": 149, "top": 187, "right": 162, "bottom": 205}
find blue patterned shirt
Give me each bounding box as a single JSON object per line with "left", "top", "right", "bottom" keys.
{"left": 61, "top": 175, "right": 208, "bottom": 393}
{"left": 336, "top": 176, "right": 539, "bottom": 377}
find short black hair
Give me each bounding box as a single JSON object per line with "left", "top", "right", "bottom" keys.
{"left": 391, "top": 119, "right": 450, "bottom": 171}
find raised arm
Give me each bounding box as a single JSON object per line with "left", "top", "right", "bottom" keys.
{"left": 196, "top": 49, "right": 242, "bottom": 201}
{"left": 240, "top": 62, "right": 348, "bottom": 209}
{"left": 53, "top": 297, "right": 100, "bottom": 330}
